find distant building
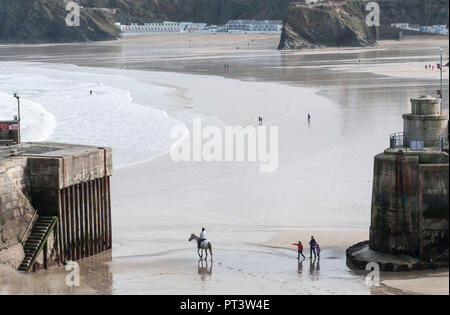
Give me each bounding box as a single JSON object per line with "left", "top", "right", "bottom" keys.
{"left": 391, "top": 23, "right": 449, "bottom": 36}
{"left": 224, "top": 20, "right": 283, "bottom": 33}
{"left": 118, "top": 21, "right": 208, "bottom": 34}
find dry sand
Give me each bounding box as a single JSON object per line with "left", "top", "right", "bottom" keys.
{"left": 382, "top": 272, "right": 449, "bottom": 295}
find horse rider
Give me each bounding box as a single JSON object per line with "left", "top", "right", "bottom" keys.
{"left": 198, "top": 227, "right": 207, "bottom": 249}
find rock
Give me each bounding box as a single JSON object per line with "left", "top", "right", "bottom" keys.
{"left": 278, "top": 0, "right": 449, "bottom": 50}
{"left": 0, "top": 244, "right": 25, "bottom": 270}
{"left": 346, "top": 241, "right": 448, "bottom": 271}
{"left": 0, "top": 0, "right": 121, "bottom": 44}
{"left": 278, "top": 2, "right": 375, "bottom": 50}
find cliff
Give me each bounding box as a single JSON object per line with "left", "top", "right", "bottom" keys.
{"left": 0, "top": 0, "right": 121, "bottom": 44}
{"left": 279, "top": 0, "right": 449, "bottom": 50}
{"left": 78, "top": 0, "right": 298, "bottom": 25}
{"left": 1, "top": 0, "right": 448, "bottom": 45}
{"left": 0, "top": 0, "right": 300, "bottom": 43}
{"left": 278, "top": 1, "right": 375, "bottom": 50}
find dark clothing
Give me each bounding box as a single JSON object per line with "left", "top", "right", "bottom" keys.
{"left": 197, "top": 239, "right": 206, "bottom": 249}
{"left": 297, "top": 251, "right": 306, "bottom": 259}
{"left": 309, "top": 239, "right": 317, "bottom": 258}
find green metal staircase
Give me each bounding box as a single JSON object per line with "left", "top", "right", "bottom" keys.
{"left": 19, "top": 216, "right": 58, "bottom": 272}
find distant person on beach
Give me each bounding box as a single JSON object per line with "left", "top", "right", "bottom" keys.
{"left": 198, "top": 227, "right": 207, "bottom": 249}
{"left": 425, "top": 65, "right": 428, "bottom": 70}
{"left": 258, "top": 116, "right": 263, "bottom": 126}
{"left": 315, "top": 243, "right": 321, "bottom": 260}
{"left": 90, "top": 90, "right": 93, "bottom": 95}
{"left": 292, "top": 241, "right": 306, "bottom": 259}
{"left": 309, "top": 236, "right": 317, "bottom": 259}
{"left": 307, "top": 113, "right": 311, "bottom": 122}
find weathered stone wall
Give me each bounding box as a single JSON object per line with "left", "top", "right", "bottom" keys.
{"left": 419, "top": 164, "right": 449, "bottom": 259}
{"left": 370, "top": 150, "right": 449, "bottom": 260}
{"left": 28, "top": 146, "right": 112, "bottom": 217}
{"left": 0, "top": 157, "right": 36, "bottom": 268}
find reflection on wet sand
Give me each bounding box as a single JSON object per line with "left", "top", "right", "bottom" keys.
{"left": 309, "top": 259, "right": 320, "bottom": 281}
{"left": 0, "top": 250, "right": 113, "bottom": 295}
{"left": 198, "top": 259, "right": 213, "bottom": 282}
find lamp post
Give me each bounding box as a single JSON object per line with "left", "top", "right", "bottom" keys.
{"left": 440, "top": 48, "right": 443, "bottom": 114}
{"left": 13, "top": 93, "right": 20, "bottom": 144}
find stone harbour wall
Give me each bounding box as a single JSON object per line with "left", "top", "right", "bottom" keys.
{"left": 369, "top": 150, "right": 449, "bottom": 260}
{"left": 0, "top": 157, "right": 36, "bottom": 269}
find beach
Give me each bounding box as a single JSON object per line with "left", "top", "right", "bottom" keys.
{"left": 0, "top": 34, "right": 448, "bottom": 294}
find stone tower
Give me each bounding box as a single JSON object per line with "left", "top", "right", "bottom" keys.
{"left": 370, "top": 96, "right": 448, "bottom": 261}
{"left": 402, "top": 95, "right": 448, "bottom": 148}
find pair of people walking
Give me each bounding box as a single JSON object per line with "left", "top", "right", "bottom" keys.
{"left": 309, "top": 236, "right": 321, "bottom": 259}
{"left": 293, "top": 236, "right": 320, "bottom": 260}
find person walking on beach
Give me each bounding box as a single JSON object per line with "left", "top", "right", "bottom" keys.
{"left": 90, "top": 90, "right": 93, "bottom": 95}
{"left": 315, "top": 243, "right": 321, "bottom": 260}
{"left": 292, "top": 241, "right": 306, "bottom": 260}
{"left": 258, "top": 116, "right": 263, "bottom": 126}
{"left": 307, "top": 113, "right": 311, "bottom": 122}
{"left": 309, "top": 236, "right": 317, "bottom": 259}
{"left": 198, "top": 227, "right": 207, "bottom": 249}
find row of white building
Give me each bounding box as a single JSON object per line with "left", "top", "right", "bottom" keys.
{"left": 391, "top": 23, "right": 449, "bottom": 36}
{"left": 117, "top": 21, "right": 209, "bottom": 34}
{"left": 117, "top": 20, "right": 283, "bottom": 34}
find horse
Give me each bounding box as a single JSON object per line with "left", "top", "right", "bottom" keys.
{"left": 189, "top": 233, "right": 213, "bottom": 261}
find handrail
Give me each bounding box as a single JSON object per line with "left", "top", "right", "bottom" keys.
{"left": 24, "top": 216, "right": 58, "bottom": 272}
{"left": 21, "top": 209, "right": 39, "bottom": 244}
{"left": 389, "top": 132, "right": 448, "bottom": 152}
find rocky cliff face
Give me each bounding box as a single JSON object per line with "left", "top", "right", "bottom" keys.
{"left": 278, "top": 0, "right": 449, "bottom": 50}
{"left": 0, "top": 0, "right": 299, "bottom": 43}
{"left": 0, "top": 0, "right": 121, "bottom": 44}
{"left": 78, "top": 0, "right": 298, "bottom": 25}
{"left": 377, "top": 0, "right": 449, "bottom": 27}
{"left": 278, "top": 2, "right": 375, "bottom": 50}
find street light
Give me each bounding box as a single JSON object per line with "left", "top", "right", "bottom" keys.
{"left": 13, "top": 92, "right": 20, "bottom": 144}
{"left": 440, "top": 48, "right": 444, "bottom": 114}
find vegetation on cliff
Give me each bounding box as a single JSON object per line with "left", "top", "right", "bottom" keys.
{"left": 77, "top": 0, "right": 298, "bottom": 25}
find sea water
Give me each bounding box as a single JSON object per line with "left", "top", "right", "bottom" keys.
{"left": 0, "top": 62, "right": 184, "bottom": 167}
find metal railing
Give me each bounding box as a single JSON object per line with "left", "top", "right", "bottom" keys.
{"left": 20, "top": 209, "right": 39, "bottom": 244}
{"left": 0, "top": 143, "right": 60, "bottom": 160}
{"left": 389, "top": 132, "right": 448, "bottom": 152}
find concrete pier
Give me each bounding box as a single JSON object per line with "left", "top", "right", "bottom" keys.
{"left": 0, "top": 142, "right": 112, "bottom": 270}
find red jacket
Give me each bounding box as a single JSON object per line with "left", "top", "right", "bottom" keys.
{"left": 292, "top": 243, "right": 304, "bottom": 252}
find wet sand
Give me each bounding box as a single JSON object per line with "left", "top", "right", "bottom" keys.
{"left": 0, "top": 34, "right": 448, "bottom": 295}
